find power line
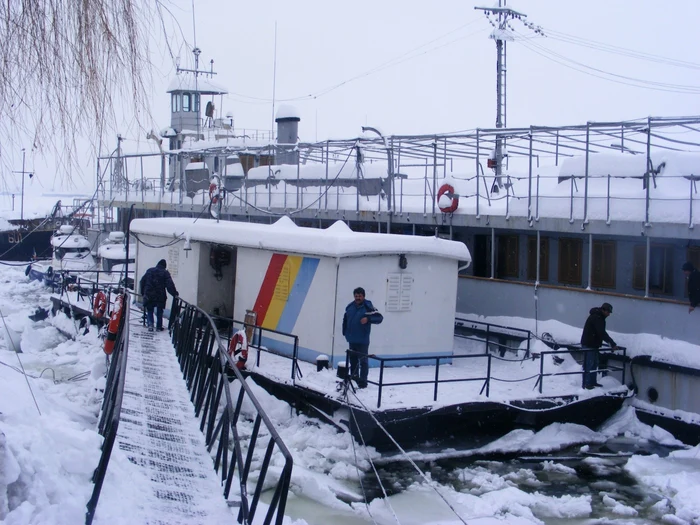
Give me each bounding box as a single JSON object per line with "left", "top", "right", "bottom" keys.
{"left": 227, "top": 19, "right": 485, "bottom": 104}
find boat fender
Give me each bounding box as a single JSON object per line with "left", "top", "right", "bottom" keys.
{"left": 103, "top": 294, "right": 124, "bottom": 355}
{"left": 437, "top": 183, "right": 459, "bottom": 213}
{"left": 25, "top": 264, "right": 31, "bottom": 276}
{"left": 93, "top": 291, "right": 107, "bottom": 319}
{"left": 228, "top": 330, "right": 248, "bottom": 370}
{"left": 46, "top": 266, "right": 54, "bottom": 279}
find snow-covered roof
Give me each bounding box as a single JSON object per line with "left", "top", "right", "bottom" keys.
{"left": 131, "top": 216, "right": 471, "bottom": 262}
{"left": 167, "top": 73, "right": 228, "bottom": 95}
{"left": 275, "top": 104, "right": 301, "bottom": 121}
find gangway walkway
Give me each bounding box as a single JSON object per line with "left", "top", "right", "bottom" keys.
{"left": 97, "top": 322, "right": 233, "bottom": 524}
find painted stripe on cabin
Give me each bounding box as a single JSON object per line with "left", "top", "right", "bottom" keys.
{"left": 262, "top": 256, "right": 303, "bottom": 329}
{"left": 254, "top": 253, "right": 320, "bottom": 331}
{"left": 253, "top": 253, "right": 287, "bottom": 325}
{"left": 277, "top": 257, "right": 320, "bottom": 333}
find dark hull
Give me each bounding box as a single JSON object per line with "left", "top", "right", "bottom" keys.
{"left": 247, "top": 372, "right": 631, "bottom": 451}
{"left": 0, "top": 229, "right": 53, "bottom": 261}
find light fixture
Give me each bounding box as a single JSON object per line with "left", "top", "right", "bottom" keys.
{"left": 398, "top": 254, "right": 407, "bottom": 269}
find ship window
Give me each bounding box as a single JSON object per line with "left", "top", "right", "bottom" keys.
{"left": 633, "top": 244, "right": 673, "bottom": 294}
{"left": 182, "top": 93, "right": 191, "bottom": 112}
{"left": 558, "top": 237, "right": 582, "bottom": 285}
{"left": 527, "top": 236, "right": 549, "bottom": 281}
{"left": 497, "top": 235, "right": 519, "bottom": 278}
{"left": 686, "top": 247, "right": 700, "bottom": 297}
{"left": 171, "top": 93, "right": 180, "bottom": 112}
{"left": 386, "top": 273, "right": 413, "bottom": 312}
{"left": 591, "top": 240, "right": 616, "bottom": 289}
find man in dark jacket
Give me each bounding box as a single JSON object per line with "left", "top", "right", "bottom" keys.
{"left": 139, "top": 259, "right": 178, "bottom": 332}
{"left": 342, "top": 287, "right": 383, "bottom": 388}
{"left": 580, "top": 302, "right": 618, "bottom": 389}
{"left": 682, "top": 262, "right": 700, "bottom": 313}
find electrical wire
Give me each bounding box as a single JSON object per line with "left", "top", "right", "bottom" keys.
{"left": 228, "top": 21, "right": 486, "bottom": 104}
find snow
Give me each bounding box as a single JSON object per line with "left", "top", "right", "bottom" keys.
{"left": 166, "top": 72, "right": 227, "bottom": 95}
{"left": 276, "top": 104, "right": 301, "bottom": 121}
{"left": 130, "top": 217, "right": 472, "bottom": 262}
{"left": 3, "top": 262, "right": 700, "bottom": 524}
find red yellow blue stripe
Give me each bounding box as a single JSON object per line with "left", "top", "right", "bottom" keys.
{"left": 253, "top": 254, "right": 319, "bottom": 332}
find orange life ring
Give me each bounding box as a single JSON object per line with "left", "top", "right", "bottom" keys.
{"left": 209, "top": 183, "right": 220, "bottom": 205}
{"left": 103, "top": 294, "right": 124, "bottom": 355}
{"left": 227, "top": 331, "right": 248, "bottom": 370}
{"left": 93, "top": 291, "right": 107, "bottom": 319}
{"left": 437, "top": 183, "right": 459, "bottom": 213}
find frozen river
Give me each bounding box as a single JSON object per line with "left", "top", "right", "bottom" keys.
{"left": 1, "top": 262, "right": 699, "bottom": 524}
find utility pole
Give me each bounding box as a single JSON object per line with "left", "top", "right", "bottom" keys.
{"left": 12, "top": 148, "right": 34, "bottom": 221}
{"left": 475, "top": 1, "right": 541, "bottom": 193}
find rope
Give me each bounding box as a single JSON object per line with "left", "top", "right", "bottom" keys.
{"left": 347, "top": 389, "right": 470, "bottom": 525}
{"left": 345, "top": 405, "right": 380, "bottom": 525}
{"left": 344, "top": 391, "right": 401, "bottom": 525}
{"left": 0, "top": 308, "right": 41, "bottom": 414}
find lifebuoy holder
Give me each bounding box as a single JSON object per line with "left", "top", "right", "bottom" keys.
{"left": 93, "top": 291, "right": 107, "bottom": 319}
{"left": 437, "top": 183, "right": 459, "bottom": 213}
{"left": 103, "top": 294, "right": 124, "bottom": 355}
{"left": 228, "top": 330, "right": 248, "bottom": 370}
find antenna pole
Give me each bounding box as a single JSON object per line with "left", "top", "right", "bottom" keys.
{"left": 475, "top": 0, "right": 538, "bottom": 192}
{"left": 13, "top": 148, "right": 33, "bottom": 221}
{"left": 271, "top": 21, "right": 278, "bottom": 143}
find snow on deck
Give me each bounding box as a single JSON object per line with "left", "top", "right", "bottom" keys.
{"left": 94, "top": 321, "right": 233, "bottom": 524}
{"left": 247, "top": 335, "right": 625, "bottom": 411}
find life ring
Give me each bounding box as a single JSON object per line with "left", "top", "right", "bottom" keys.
{"left": 103, "top": 294, "right": 124, "bottom": 355}
{"left": 209, "top": 183, "right": 220, "bottom": 205}
{"left": 227, "top": 330, "right": 248, "bottom": 370}
{"left": 437, "top": 183, "right": 459, "bottom": 213}
{"left": 93, "top": 291, "right": 107, "bottom": 319}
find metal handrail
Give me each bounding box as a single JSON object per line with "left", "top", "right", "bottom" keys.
{"left": 535, "top": 346, "right": 627, "bottom": 393}
{"left": 169, "top": 298, "right": 294, "bottom": 525}
{"left": 85, "top": 292, "right": 129, "bottom": 525}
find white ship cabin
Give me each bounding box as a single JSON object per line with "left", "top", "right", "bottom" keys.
{"left": 97, "top": 231, "right": 135, "bottom": 274}
{"left": 131, "top": 217, "right": 471, "bottom": 366}
{"left": 51, "top": 225, "right": 96, "bottom": 272}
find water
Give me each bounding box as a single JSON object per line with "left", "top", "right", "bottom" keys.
{"left": 287, "top": 437, "right": 673, "bottom": 525}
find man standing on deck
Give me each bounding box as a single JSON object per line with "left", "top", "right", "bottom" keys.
{"left": 139, "top": 259, "right": 178, "bottom": 332}
{"left": 580, "top": 302, "right": 618, "bottom": 389}
{"left": 682, "top": 262, "right": 700, "bottom": 313}
{"left": 342, "top": 287, "right": 383, "bottom": 389}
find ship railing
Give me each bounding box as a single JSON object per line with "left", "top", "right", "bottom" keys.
{"left": 208, "top": 313, "right": 302, "bottom": 381}
{"left": 98, "top": 115, "right": 700, "bottom": 229}
{"left": 455, "top": 317, "right": 532, "bottom": 358}
{"left": 85, "top": 290, "right": 129, "bottom": 525}
{"left": 534, "top": 345, "right": 627, "bottom": 393}
{"left": 51, "top": 270, "right": 134, "bottom": 320}
{"left": 168, "top": 298, "right": 294, "bottom": 525}
{"left": 344, "top": 350, "right": 492, "bottom": 409}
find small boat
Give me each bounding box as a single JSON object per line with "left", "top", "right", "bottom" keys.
{"left": 26, "top": 224, "right": 97, "bottom": 286}
{"left": 96, "top": 231, "right": 135, "bottom": 288}
{"left": 132, "top": 216, "right": 630, "bottom": 449}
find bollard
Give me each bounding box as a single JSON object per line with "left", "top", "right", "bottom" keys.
{"left": 316, "top": 354, "right": 329, "bottom": 372}
{"left": 336, "top": 361, "right": 348, "bottom": 380}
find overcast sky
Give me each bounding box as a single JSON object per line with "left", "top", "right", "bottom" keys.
{"left": 143, "top": 0, "right": 700, "bottom": 141}
{"left": 6, "top": 0, "right": 700, "bottom": 195}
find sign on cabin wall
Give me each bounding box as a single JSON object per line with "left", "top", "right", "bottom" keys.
{"left": 168, "top": 247, "right": 180, "bottom": 277}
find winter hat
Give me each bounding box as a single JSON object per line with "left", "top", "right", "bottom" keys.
{"left": 157, "top": 259, "right": 167, "bottom": 269}
{"left": 601, "top": 302, "right": 613, "bottom": 313}
{"left": 682, "top": 261, "right": 695, "bottom": 272}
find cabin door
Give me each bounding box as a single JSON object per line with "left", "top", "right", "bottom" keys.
{"left": 472, "top": 235, "right": 491, "bottom": 278}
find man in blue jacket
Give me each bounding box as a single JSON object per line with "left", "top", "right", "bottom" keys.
{"left": 139, "top": 259, "right": 178, "bottom": 332}
{"left": 342, "top": 287, "right": 383, "bottom": 388}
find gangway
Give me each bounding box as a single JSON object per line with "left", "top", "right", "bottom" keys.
{"left": 86, "top": 296, "right": 293, "bottom": 524}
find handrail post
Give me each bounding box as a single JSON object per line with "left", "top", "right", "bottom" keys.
{"left": 433, "top": 358, "right": 440, "bottom": 401}
{"left": 539, "top": 353, "right": 544, "bottom": 394}
{"left": 583, "top": 122, "right": 590, "bottom": 226}
{"left": 377, "top": 361, "right": 385, "bottom": 408}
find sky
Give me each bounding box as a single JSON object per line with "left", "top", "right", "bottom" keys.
{"left": 3, "top": 262, "right": 700, "bottom": 523}
{"left": 4, "top": 0, "right": 700, "bottom": 198}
